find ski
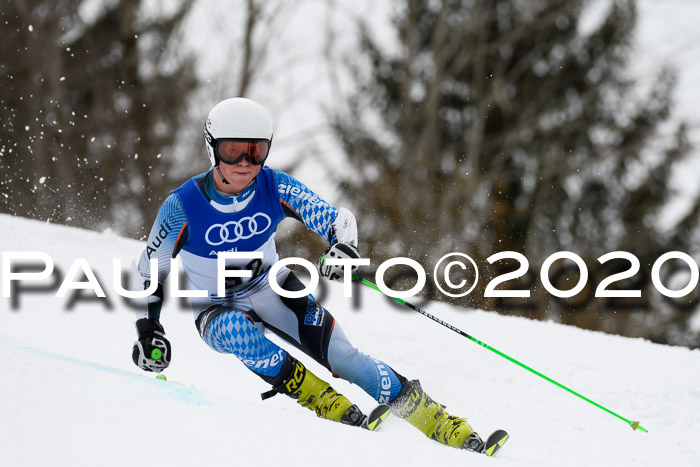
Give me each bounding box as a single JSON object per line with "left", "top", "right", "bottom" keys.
{"left": 362, "top": 404, "right": 391, "bottom": 431}
{"left": 482, "top": 429, "right": 509, "bottom": 457}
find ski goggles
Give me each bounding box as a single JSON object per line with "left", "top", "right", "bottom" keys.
{"left": 215, "top": 139, "right": 271, "bottom": 166}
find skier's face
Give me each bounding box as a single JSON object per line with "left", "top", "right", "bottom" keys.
{"left": 215, "top": 157, "right": 261, "bottom": 194}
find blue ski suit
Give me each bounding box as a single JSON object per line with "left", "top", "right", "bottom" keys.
{"left": 136, "top": 167, "right": 402, "bottom": 403}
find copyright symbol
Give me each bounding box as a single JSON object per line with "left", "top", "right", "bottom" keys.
{"left": 433, "top": 253, "right": 479, "bottom": 298}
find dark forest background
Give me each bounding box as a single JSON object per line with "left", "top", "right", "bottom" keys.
{"left": 2, "top": 0, "right": 699, "bottom": 347}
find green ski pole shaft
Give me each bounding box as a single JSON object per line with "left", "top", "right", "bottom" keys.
{"left": 353, "top": 274, "right": 647, "bottom": 433}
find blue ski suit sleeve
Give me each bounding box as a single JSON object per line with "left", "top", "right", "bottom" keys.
{"left": 274, "top": 170, "right": 339, "bottom": 243}
{"left": 135, "top": 193, "right": 188, "bottom": 320}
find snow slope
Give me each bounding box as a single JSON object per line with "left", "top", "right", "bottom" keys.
{"left": 1, "top": 213, "right": 699, "bottom": 466}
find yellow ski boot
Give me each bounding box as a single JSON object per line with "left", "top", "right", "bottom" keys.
{"left": 389, "top": 379, "right": 484, "bottom": 451}
{"left": 265, "top": 358, "right": 365, "bottom": 426}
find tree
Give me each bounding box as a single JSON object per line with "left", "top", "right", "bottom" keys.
{"left": 332, "top": 0, "right": 700, "bottom": 347}
{"left": 0, "top": 0, "right": 198, "bottom": 236}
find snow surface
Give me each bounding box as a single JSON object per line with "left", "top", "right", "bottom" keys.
{"left": 1, "top": 213, "right": 699, "bottom": 466}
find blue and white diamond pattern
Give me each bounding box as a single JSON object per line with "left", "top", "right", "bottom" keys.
{"left": 204, "top": 310, "right": 286, "bottom": 379}
{"left": 296, "top": 200, "right": 337, "bottom": 237}
{"left": 276, "top": 170, "right": 338, "bottom": 238}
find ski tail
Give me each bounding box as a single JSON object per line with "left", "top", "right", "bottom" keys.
{"left": 363, "top": 404, "right": 391, "bottom": 431}
{"left": 483, "top": 429, "right": 509, "bottom": 457}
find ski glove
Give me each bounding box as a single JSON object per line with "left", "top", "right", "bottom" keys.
{"left": 317, "top": 242, "right": 361, "bottom": 281}
{"left": 132, "top": 318, "right": 171, "bottom": 373}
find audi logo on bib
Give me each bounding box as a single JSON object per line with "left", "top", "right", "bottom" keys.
{"left": 205, "top": 213, "right": 272, "bottom": 246}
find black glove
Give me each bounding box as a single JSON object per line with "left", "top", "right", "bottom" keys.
{"left": 317, "top": 242, "right": 361, "bottom": 281}
{"left": 132, "top": 318, "right": 171, "bottom": 373}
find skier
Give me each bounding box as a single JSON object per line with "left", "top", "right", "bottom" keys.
{"left": 131, "top": 97, "right": 487, "bottom": 452}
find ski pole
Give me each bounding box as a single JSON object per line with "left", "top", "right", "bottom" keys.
{"left": 352, "top": 273, "right": 647, "bottom": 433}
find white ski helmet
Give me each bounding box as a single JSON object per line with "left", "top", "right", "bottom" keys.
{"left": 204, "top": 97, "right": 274, "bottom": 166}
